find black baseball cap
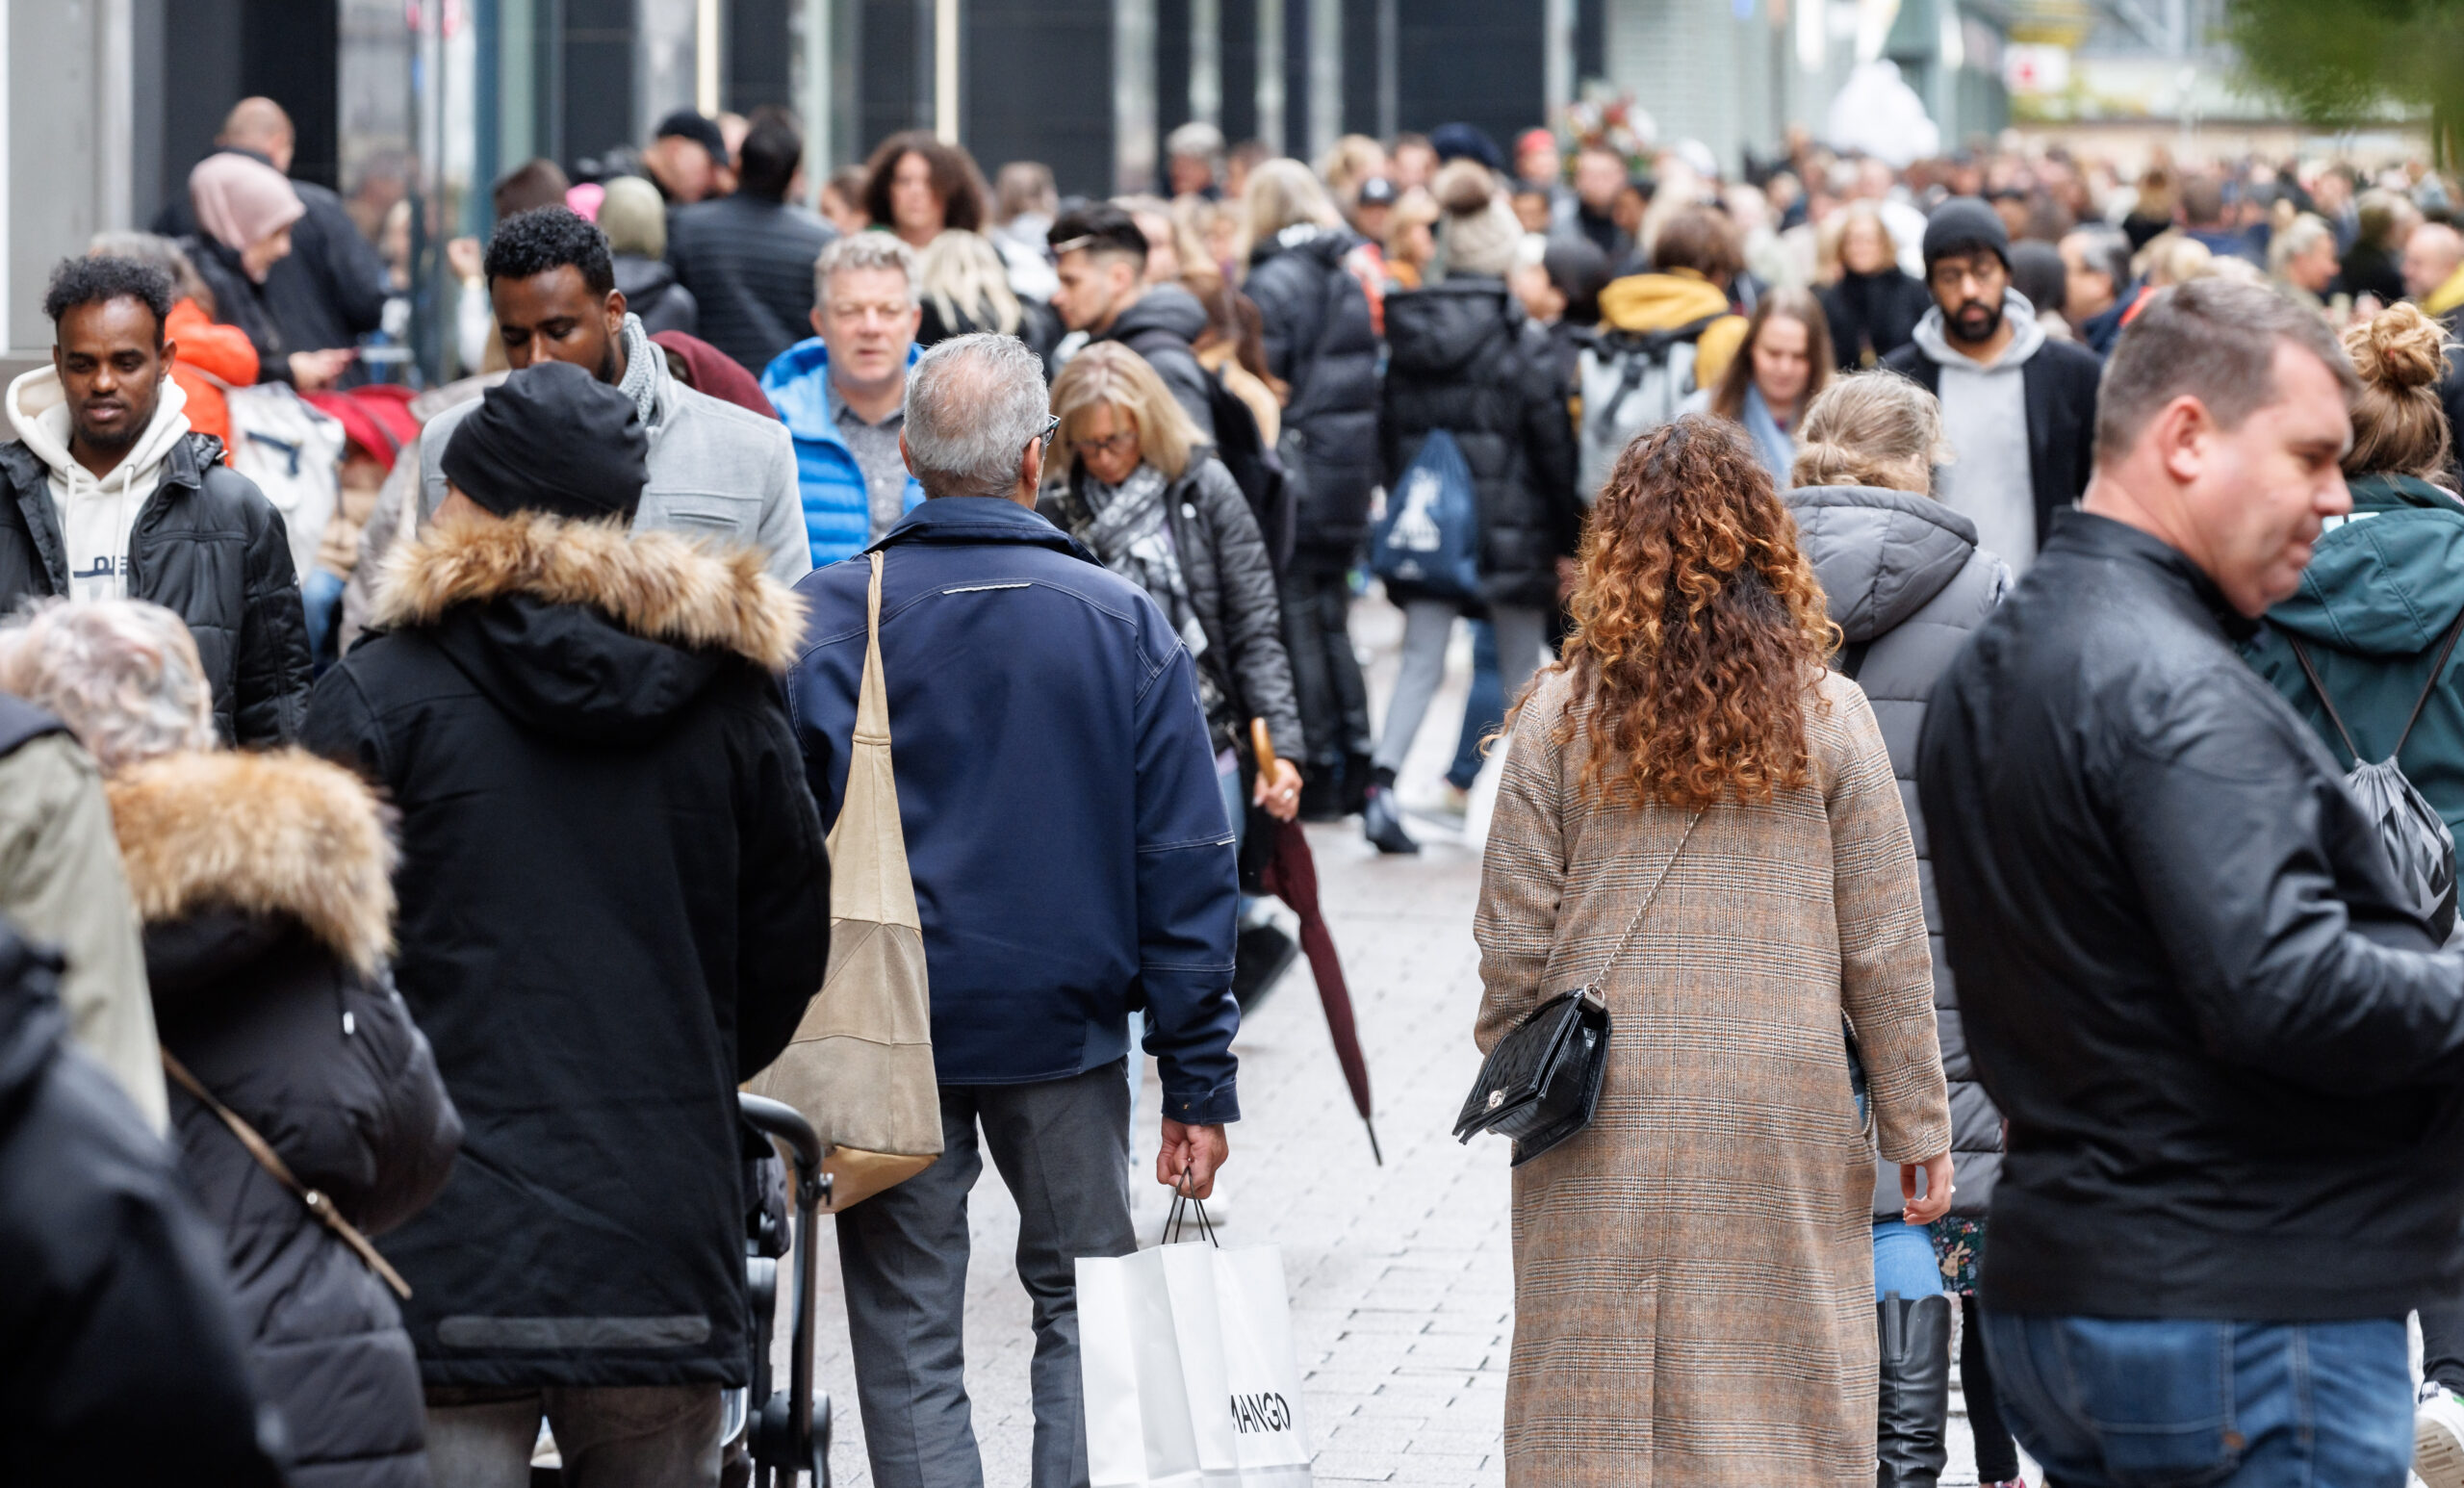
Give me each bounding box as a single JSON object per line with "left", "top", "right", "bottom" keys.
{"left": 654, "top": 110, "right": 729, "bottom": 164}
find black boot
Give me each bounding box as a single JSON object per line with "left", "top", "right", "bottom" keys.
{"left": 1339, "top": 750, "right": 1373, "bottom": 817}
{"left": 1362, "top": 777, "right": 1420, "bottom": 855}
{"left": 1231, "top": 922, "right": 1300, "bottom": 1011}
{"left": 1875, "top": 1293, "right": 1951, "bottom": 1488}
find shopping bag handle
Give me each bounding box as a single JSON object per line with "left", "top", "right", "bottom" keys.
{"left": 1161, "top": 1165, "right": 1219, "bottom": 1247}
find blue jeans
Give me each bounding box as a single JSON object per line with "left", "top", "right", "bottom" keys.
{"left": 1979, "top": 1311, "right": 2412, "bottom": 1487}
{"left": 1873, "top": 1219, "right": 1941, "bottom": 1302}
{"left": 302, "top": 567, "right": 346, "bottom": 673}
{"left": 1447, "top": 621, "right": 1502, "bottom": 791}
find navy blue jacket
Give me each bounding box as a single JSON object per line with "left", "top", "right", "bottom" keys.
{"left": 786, "top": 498, "right": 1241, "bottom": 1124}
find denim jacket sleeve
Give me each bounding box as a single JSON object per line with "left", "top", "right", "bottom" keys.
{"left": 1133, "top": 638, "right": 1243, "bottom": 1125}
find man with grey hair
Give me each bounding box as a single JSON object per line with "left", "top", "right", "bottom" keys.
{"left": 1920, "top": 278, "right": 2464, "bottom": 1480}
{"left": 1165, "top": 120, "right": 1225, "bottom": 199}
{"left": 2269, "top": 212, "right": 2342, "bottom": 313}
{"left": 759, "top": 233, "right": 926, "bottom": 565}
{"left": 786, "top": 333, "right": 1240, "bottom": 1488}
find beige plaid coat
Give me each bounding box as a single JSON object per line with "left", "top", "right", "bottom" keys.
{"left": 1475, "top": 668, "right": 1950, "bottom": 1487}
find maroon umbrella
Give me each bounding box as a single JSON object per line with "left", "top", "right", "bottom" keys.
{"left": 1253, "top": 723, "right": 1382, "bottom": 1165}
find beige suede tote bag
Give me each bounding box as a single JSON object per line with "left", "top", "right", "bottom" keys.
{"left": 749, "top": 551, "right": 941, "bottom": 1210}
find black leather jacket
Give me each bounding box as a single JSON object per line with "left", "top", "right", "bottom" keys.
{"left": 1918, "top": 510, "right": 2464, "bottom": 1321}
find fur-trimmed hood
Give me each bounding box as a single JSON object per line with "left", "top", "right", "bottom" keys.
{"left": 372, "top": 510, "right": 804, "bottom": 672}
{"left": 108, "top": 748, "right": 396, "bottom": 976}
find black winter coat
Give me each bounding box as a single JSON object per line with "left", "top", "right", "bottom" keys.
{"left": 666, "top": 194, "right": 836, "bottom": 375}
{"left": 1380, "top": 277, "right": 1581, "bottom": 612}
{"left": 0, "top": 431, "right": 313, "bottom": 746}
{"left": 156, "top": 150, "right": 390, "bottom": 357}
{"left": 1918, "top": 511, "right": 2464, "bottom": 1321}
{"left": 114, "top": 748, "right": 461, "bottom": 1488}
{"left": 1245, "top": 227, "right": 1381, "bottom": 572}
{"left": 1093, "top": 284, "right": 1218, "bottom": 440}
{"left": 1818, "top": 268, "right": 1933, "bottom": 369}
{"left": 0, "top": 920, "right": 286, "bottom": 1487}
{"left": 188, "top": 237, "right": 299, "bottom": 384}
{"left": 304, "top": 511, "right": 829, "bottom": 1388}
{"left": 1043, "top": 456, "right": 1305, "bottom": 762}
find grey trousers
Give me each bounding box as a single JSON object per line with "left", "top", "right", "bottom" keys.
{"left": 837, "top": 1061, "right": 1138, "bottom": 1488}
{"left": 423, "top": 1385, "right": 722, "bottom": 1488}
{"left": 1372, "top": 599, "right": 1548, "bottom": 776}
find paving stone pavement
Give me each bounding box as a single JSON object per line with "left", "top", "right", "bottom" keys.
{"left": 789, "top": 594, "right": 2019, "bottom": 1486}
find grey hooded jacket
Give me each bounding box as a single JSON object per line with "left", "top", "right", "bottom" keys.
{"left": 1786, "top": 483, "right": 2009, "bottom": 1221}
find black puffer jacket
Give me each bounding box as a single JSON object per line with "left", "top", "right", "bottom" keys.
{"left": 0, "top": 919, "right": 286, "bottom": 1487}
{"left": 1043, "top": 455, "right": 1303, "bottom": 762}
{"left": 1093, "top": 284, "right": 1217, "bottom": 440}
{"left": 114, "top": 748, "right": 461, "bottom": 1488}
{"left": 1784, "top": 485, "right": 2010, "bottom": 1221}
{"left": 1245, "top": 226, "right": 1380, "bottom": 571}
{"left": 304, "top": 511, "right": 829, "bottom": 1389}
{"left": 1380, "top": 277, "right": 1580, "bottom": 611}
{"left": 0, "top": 423, "right": 313, "bottom": 746}
{"left": 1919, "top": 510, "right": 2464, "bottom": 1321}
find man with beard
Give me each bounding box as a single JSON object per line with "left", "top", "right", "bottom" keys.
{"left": 1886, "top": 197, "right": 2103, "bottom": 577}
{"left": 0, "top": 255, "right": 310, "bottom": 743}
{"left": 416, "top": 207, "right": 810, "bottom": 583}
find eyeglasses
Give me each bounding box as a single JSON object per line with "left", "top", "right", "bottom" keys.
{"left": 1038, "top": 414, "right": 1061, "bottom": 451}
{"left": 1070, "top": 429, "right": 1139, "bottom": 458}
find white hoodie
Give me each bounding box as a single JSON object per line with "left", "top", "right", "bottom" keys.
{"left": 6, "top": 366, "right": 192, "bottom": 603}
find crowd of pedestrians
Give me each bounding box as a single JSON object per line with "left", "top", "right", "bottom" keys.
{"left": 18, "top": 87, "right": 2464, "bottom": 1488}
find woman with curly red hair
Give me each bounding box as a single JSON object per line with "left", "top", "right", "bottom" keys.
{"left": 1474, "top": 415, "right": 1952, "bottom": 1486}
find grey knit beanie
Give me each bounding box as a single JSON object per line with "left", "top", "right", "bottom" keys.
{"left": 1433, "top": 159, "right": 1522, "bottom": 279}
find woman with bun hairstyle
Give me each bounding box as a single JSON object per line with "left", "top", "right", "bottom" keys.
{"left": 1785, "top": 371, "right": 2019, "bottom": 1488}
{"left": 1369, "top": 158, "right": 1579, "bottom": 853}
{"left": 2243, "top": 302, "right": 2464, "bottom": 834}
{"left": 2238, "top": 302, "right": 2464, "bottom": 1480}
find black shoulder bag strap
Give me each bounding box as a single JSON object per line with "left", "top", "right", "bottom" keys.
{"left": 2287, "top": 606, "right": 2464, "bottom": 767}
{"left": 1835, "top": 639, "right": 1876, "bottom": 682}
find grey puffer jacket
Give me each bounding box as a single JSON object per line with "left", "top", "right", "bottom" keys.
{"left": 1044, "top": 455, "right": 1303, "bottom": 765}
{"left": 1785, "top": 483, "right": 2009, "bottom": 1222}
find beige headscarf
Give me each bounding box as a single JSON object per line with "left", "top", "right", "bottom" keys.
{"left": 189, "top": 153, "right": 305, "bottom": 261}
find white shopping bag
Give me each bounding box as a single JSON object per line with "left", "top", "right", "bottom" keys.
{"left": 1078, "top": 1233, "right": 1314, "bottom": 1488}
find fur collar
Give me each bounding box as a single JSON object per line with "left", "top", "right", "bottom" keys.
{"left": 108, "top": 749, "right": 395, "bottom": 975}
{"left": 372, "top": 511, "right": 805, "bottom": 672}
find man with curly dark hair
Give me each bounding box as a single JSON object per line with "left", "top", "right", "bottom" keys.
{"left": 415, "top": 207, "right": 810, "bottom": 583}
{"left": 0, "top": 254, "right": 311, "bottom": 744}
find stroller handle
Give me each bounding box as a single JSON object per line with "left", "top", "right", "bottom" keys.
{"left": 738, "top": 1093, "right": 823, "bottom": 1175}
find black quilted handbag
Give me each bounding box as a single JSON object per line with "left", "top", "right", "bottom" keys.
{"left": 1453, "top": 808, "right": 1704, "bottom": 1166}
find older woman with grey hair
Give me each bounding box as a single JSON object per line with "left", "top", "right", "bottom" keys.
{"left": 0, "top": 596, "right": 460, "bottom": 1488}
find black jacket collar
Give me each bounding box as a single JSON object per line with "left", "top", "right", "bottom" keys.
{"left": 2045, "top": 507, "right": 2257, "bottom": 641}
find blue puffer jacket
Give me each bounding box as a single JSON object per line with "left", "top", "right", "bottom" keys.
{"left": 785, "top": 499, "right": 1242, "bottom": 1124}
{"left": 760, "top": 338, "right": 925, "bottom": 567}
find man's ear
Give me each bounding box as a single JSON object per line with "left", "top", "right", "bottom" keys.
{"left": 160, "top": 338, "right": 179, "bottom": 376}
{"left": 811, "top": 304, "right": 828, "bottom": 338}
{"left": 605, "top": 290, "right": 629, "bottom": 335}
{"left": 2155, "top": 395, "right": 2211, "bottom": 486}
{"left": 900, "top": 430, "right": 916, "bottom": 475}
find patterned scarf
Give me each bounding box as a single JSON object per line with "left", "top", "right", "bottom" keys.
{"left": 1070, "top": 465, "right": 1223, "bottom": 717}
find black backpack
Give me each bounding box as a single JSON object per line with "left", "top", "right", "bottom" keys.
{"left": 2287, "top": 610, "right": 2464, "bottom": 944}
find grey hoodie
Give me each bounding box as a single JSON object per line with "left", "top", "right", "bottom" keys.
{"left": 1785, "top": 482, "right": 2011, "bottom": 1219}
{"left": 1910, "top": 287, "right": 2045, "bottom": 576}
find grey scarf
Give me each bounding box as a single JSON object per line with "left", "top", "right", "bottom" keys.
{"left": 614, "top": 313, "right": 662, "bottom": 431}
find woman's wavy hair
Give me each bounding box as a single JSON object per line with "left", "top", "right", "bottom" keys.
{"left": 1542, "top": 415, "right": 1835, "bottom": 810}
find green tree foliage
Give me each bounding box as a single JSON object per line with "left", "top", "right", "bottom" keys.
{"left": 2228, "top": 0, "right": 2457, "bottom": 154}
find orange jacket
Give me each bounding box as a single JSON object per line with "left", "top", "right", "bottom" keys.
{"left": 166, "top": 298, "right": 258, "bottom": 455}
